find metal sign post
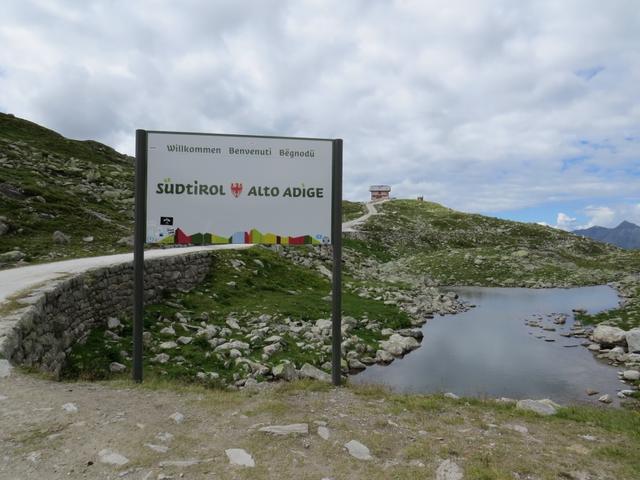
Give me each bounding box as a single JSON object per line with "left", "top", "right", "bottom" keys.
{"left": 331, "top": 139, "right": 343, "bottom": 386}
{"left": 133, "top": 129, "right": 147, "bottom": 383}
{"left": 132, "top": 130, "right": 342, "bottom": 385}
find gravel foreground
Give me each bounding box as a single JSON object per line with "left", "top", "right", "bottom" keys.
{"left": 1, "top": 368, "right": 638, "bottom": 480}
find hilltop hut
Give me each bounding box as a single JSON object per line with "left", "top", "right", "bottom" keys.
{"left": 369, "top": 185, "right": 391, "bottom": 201}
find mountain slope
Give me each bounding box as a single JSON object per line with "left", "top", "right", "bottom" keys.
{"left": 0, "top": 112, "right": 135, "bottom": 265}
{"left": 573, "top": 221, "right": 640, "bottom": 249}
{"left": 346, "top": 200, "right": 640, "bottom": 287}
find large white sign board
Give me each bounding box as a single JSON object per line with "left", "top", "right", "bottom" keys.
{"left": 145, "top": 132, "right": 334, "bottom": 245}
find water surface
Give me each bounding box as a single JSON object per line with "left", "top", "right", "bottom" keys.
{"left": 354, "top": 286, "right": 622, "bottom": 403}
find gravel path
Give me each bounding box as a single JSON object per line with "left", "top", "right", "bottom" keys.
{"left": 342, "top": 201, "right": 385, "bottom": 232}
{"left": 0, "top": 245, "right": 251, "bottom": 305}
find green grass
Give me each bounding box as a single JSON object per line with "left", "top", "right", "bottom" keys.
{"left": 576, "top": 280, "right": 640, "bottom": 329}
{"left": 342, "top": 200, "right": 367, "bottom": 222}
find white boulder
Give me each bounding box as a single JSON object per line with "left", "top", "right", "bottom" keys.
{"left": 592, "top": 325, "right": 626, "bottom": 346}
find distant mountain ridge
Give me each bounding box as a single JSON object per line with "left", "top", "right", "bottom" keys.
{"left": 573, "top": 221, "right": 640, "bottom": 249}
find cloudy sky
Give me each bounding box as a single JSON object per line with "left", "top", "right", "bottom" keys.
{"left": 2, "top": 0, "right": 639, "bottom": 229}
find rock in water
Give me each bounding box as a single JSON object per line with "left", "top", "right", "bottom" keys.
{"left": 258, "top": 424, "right": 308, "bottom": 435}
{"left": 622, "top": 370, "right": 640, "bottom": 381}
{"left": 225, "top": 448, "right": 255, "bottom": 467}
{"left": 436, "top": 459, "right": 464, "bottom": 480}
{"left": 591, "top": 325, "right": 626, "bottom": 346}
{"left": 345, "top": 440, "right": 372, "bottom": 460}
{"left": 598, "top": 394, "right": 612, "bottom": 404}
{"left": 375, "top": 349, "right": 394, "bottom": 363}
{"left": 626, "top": 328, "right": 640, "bottom": 353}
{"left": 516, "top": 399, "right": 557, "bottom": 416}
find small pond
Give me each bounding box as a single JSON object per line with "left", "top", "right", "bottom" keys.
{"left": 353, "top": 286, "right": 622, "bottom": 404}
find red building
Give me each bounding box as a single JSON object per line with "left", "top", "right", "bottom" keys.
{"left": 369, "top": 185, "right": 391, "bottom": 201}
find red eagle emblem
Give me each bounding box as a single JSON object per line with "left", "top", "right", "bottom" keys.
{"left": 230, "top": 183, "right": 243, "bottom": 198}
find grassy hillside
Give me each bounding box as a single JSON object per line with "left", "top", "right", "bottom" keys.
{"left": 346, "top": 200, "right": 640, "bottom": 288}
{"left": 0, "top": 113, "right": 134, "bottom": 264}
{"left": 0, "top": 113, "right": 372, "bottom": 267}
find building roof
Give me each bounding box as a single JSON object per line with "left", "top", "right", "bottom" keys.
{"left": 369, "top": 185, "right": 391, "bottom": 192}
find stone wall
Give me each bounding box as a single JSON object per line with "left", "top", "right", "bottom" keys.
{"left": 0, "top": 251, "right": 214, "bottom": 376}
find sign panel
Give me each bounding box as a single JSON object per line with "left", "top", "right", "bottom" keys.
{"left": 145, "top": 132, "right": 334, "bottom": 245}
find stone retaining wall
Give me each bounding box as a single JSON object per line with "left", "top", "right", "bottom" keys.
{"left": 0, "top": 251, "right": 214, "bottom": 376}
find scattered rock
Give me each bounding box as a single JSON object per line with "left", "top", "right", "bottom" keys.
{"left": 82, "top": 236, "right": 94, "bottom": 242}
{"left": 177, "top": 336, "right": 193, "bottom": 345}
{"left": 344, "top": 440, "right": 373, "bottom": 460}
{"left": 317, "top": 426, "right": 330, "bottom": 440}
{"left": 98, "top": 449, "right": 129, "bottom": 466}
{"left": 226, "top": 318, "right": 241, "bottom": 329}
{"left": 144, "top": 443, "right": 169, "bottom": 453}
{"left": 299, "top": 363, "right": 331, "bottom": 382}
{"left": 62, "top": 403, "right": 78, "bottom": 413}
{"left": 156, "top": 432, "right": 174, "bottom": 443}
{"left": 258, "top": 424, "right": 308, "bottom": 435}
{"left": 159, "top": 341, "right": 178, "bottom": 350}
{"left": 0, "top": 250, "right": 25, "bottom": 264}
{"left": 503, "top": 423, "right": 528, "bottom": 434}
{"left": 169, "top": 412, "right": 185, "bottom": 424}
{"left": 106, "top": 317, "right": 121, "bottom": 329}
{"left": 567, "top": 444, "right": 590, "bottom": 455}
{"left": 151, "top": 353, "right": 170, "bottom": 364}
{"left": 52, "top": 230, "right": 70, "bottom": 244}
{"left": 444, "top": 392, "right": 460, "bottom": 400}
{"left": 117, "top": 235, "right": 134, "bottom": 247}
{"left": 622, "top": 370, "right": 640, "bottom": 381}
{"left": 516, "top": 399, "right": 557, "bottom": 416}
{"left": 272, "top": 362, "right": 298, "bottom": 381}
{"left": 436, "top": 459, "right": 464, "bottom": 480}
{"left": 0, "top": 359, "right": 13, "bottom": 378}
{"left": 109, "top": 362, "right": 126, "bottom": 373}
{"left": 225, "top": 448, "right": 255, "bottom": 467}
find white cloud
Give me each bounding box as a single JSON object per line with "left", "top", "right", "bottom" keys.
{"left": 580, "top": 204, "right": 640, "bottom": 228}
{"left": 0, "top": 0, "right": 639, "bottom": 213}
{"left": 555, "top": 212, "right": 577, "bottom": 231}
